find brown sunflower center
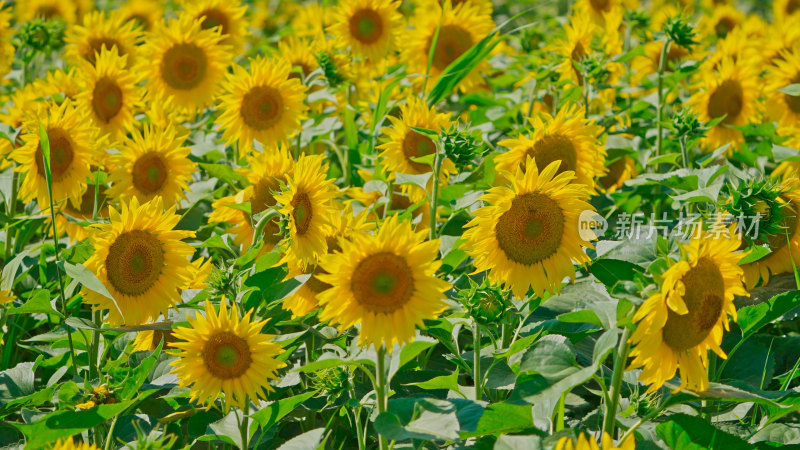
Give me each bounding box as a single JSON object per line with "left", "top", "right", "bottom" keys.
{"left": 785, "top": 73, "right": 800, "bottom": 114}
{"left": 523, "top": 134, "right": 578, "bottom": 176}
{"left": 707, "top": 79, "right": 743, "bottom": 125}
{"left": 306, "top": 266, "right": 333, "bottom": 294}
{"left": 291, "top": 192, "right": 313, "bottom": 235}
{"left": 65, "top": 184, "right": 108, "bottom": 217}
{"left": 714, "top": 16, "right": 737, "bottom": 38}
{"left": 662, "top": 257, "right": 726, "bottom": 351}
{"left": 251, "top": 176, "right": 282, "bottom": 215}
{"left": 149, "top": 329, "right": 176, "bottom": 349}
{"left": 202, "top": 331, "right": 252, "bottom": 379}
{"left": 240, "top": 86, "right": 284, "bottom": 131}
{"left": 127, "top": 14, "right": 151, "bottom": 30}
{"left": 589, "top": 0, "right": 611, "bottom": 12}
{"left": 92, "top": 77, "right": 123, "bottom": 123}
{"left": 598, "top": 158, "right": 627, "bottom": 190}
{"left": 350, "top": 252, "right": 415, "bottom": 313}
{"left": 767, "top": 197, "right": 798, "bottom": 251}
{"left": 402, "top": 130, "right": 436, "bottom": 173}
{"left": 199, "top": 8, "right": 230, "bottom": 35}
{"left": 349, "top": 8, "right": 384, "bottom": 44}
{"left": 430, "top": 25, "right": 473, "bottom": 71}
{"left": 495, "top": 193, "right": 564, "bottom": 266}
{"left": 105, "top": 230, "right": 164, "bottom": 296}
{"left": 36, "top": 6, "right": 60, "bottom": 19}
{"left": 571, "top": 42, "right": 587, "bottom": 85}
{"left": 788, "top": 0, "right": 800, "bottom": 14}
{"left": 84, "top": 38, "right": 123, "bottom": 64}
{"left": 35, "top": 128, "right": 74, "bottom": 181}
{"left": 161, "top": 43, "right": 208, "bottom": 90}
{"left": 132, "top": 152, "right": 168, "bottom": 194}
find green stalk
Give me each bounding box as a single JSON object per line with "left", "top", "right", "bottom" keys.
{"left": 429, "top": 140, "right": 444, "bottom": 241}
{"left": 602, "top": 327, "right": 632, "bottom": 437}
{"left": 240, "top": 400, "right": 250, "bottom": 450}
{"left": 655, "top": 39, "right": 671, "bottom": 157}
{"left": 375, "top": 346, "right": 389, "bottom": 450}
{"left": 3, "top": 171, "right": 18, "bottom": 260}
{"left": 473, "top": 320, "right": 482, "bottom": 401}
{"left": 422, "top": 11, "right": 444, "bottom": 98}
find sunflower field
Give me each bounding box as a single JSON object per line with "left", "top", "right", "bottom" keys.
{"left": 6, "top": 0, "right": 800, "bottom": 448}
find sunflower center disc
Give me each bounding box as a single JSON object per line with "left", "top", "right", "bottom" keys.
{"left": 37, "top": 6, "right": 59, "bottom": 19}
{"left": 495, "top": 193, "right": 564, "bottom": 266}
{"left": 707, "top": 79, "right": 743, "bottom": 125}
{"left": 715, "top": 16, "right": 736, "bottom": 37}
{"left": 241, "top": 86, "right": 284, "bottom": 130}
{"left": 85, "top": 37, "right": 123, "bottom": 64}
{"left": 203, "top": 331, "right": 252, "bottom": 379}
{"left": 589, "top": 0, "right": 611, "bottom": 12}
{"left": 767, "top": 197, "right": 798, "bottom": 251}
{"left": 785, "top": 74, "right": 800, "bottom": 113}
{"left": 105, "top": 230, "right": 165, "bottom": 296}
{"left": 132, "top": 152, "right": 168, "bottom": 194}
{"left": 306, "top": 266, "right": 333, "bottom": 294}
{"left": 349, "top": 9, "right": 383, "bottom": 44}
{"left": 35, "top": 128, "right": 74, "bottom": 181}
{"left": 351, "top": 252, "right": 415, "bottom": 313}
{"left": 788, "top": 0, "right": 800, "bottom": 14}
{"left": 92, "top": 77, "right": 123, "bottom": 123}
{"left": 161, "top": 43, "right": 208, "bottom": 90}
{"left": 430, "top": 25, "right": 473, "bottom": 71}
{"left": 128, "top": 14, "right": 151, "bottom": 30}
{"left": 402, "top": 131, "right": 436, "bottom": 173}
{"left": 524, "top": 134, "right": 578, "bottom": 175}
{"left": 199, "top": 9, "right": 229, "bottom": 35}
{"left": 662, "top": 257, "right": 726, "bottom": 351}
{"left": 291, "top": 192, "right": 313, "bottom": 235}
{"left": 251, "top": 176, "right": 282, "bottom": 215}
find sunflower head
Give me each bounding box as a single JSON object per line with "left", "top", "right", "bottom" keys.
{"left": 64, "top": 10, "right": 143, "bottom": 67}
{"left": 51, "top": 439, "right": 99, "bottom": 450}
{"left": 556, "top": 432, "right": 635, "bottom": 450}
{"left": 170, "top": 300, "right": 286, "bottom": 411}
{"left": 180, "top": 0, "right": 249, "bottom": 54}
{"left": 331, "top": 0, "right": 402, "bottom": 59}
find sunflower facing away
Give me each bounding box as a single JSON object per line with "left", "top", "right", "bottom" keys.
{"left": 139, "top": 13, "right": 233, "bottom": 114}
{"left": 689, "top": 57, "right": 760, "bottom": 152}
{"left": 556, "top": 432, "right": 635, "bottom": 450}
{"left": 330, "top": 0, "right": 402, "bottom": 60}
{"left": 107, "top": 123, "right": 196, "bottom": 206}
{"left": 208, "top": 146, "right": 295, "bottom": 251}
{"left": 10, "top": 100, "right": 101, "bottom": 210}
{"left": 64, "top": 10, "right": 143, "bottom": 67}
{"left": 216, "top": 57, "right": 307, "bottom": 155}
{"left": 82, "top": 196, "right": 195, "bottom": 325}
{"left": 464, "top": 158, "right": 596, "bottom": 299}
{"left": 180, "top": 0, "right": 249, "bottom": 55}
{"left": 275, "top": 154, "right": 339, "bottom": 269}
{"left": 170, "top": 300, "right": 286, "bottom": 411}
{"left": 402, "top": 1, "right": 495, "bottom": 92}
{"left": 496, "top": 104, "right": 606, "bottom": 188}
{"left": 628, "top": 223, "right": 748, "bottom": 392}
{"left": 317, "top": 215, "right": 451, "bottom": 349}
{"left": 76, "top": 48, "right": 143, "bottom": 139}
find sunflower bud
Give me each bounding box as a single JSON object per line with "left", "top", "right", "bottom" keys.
{"left": 664, "top": 16, "right": 697, "bottom": 51}
{"left": 15, "top": 19, "right": 66, "bottom": 55}
{"left": 311, "top": 367, "right": 351, "bottom": 403}
{"left": 460, "top": 279, "right": 510, "bottom": 325}
{"left": 441, "top": 124, "right": 487, "bottom": 171}
{"left": 672, "top": 109, "right": 707, "bottom": 140}
{"left": 315, "top": 51, "right": 345, "bottom": 88}
{"left": 723, "top": 178, "right": 787, "bottom": 247}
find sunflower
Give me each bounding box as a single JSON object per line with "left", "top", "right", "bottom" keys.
{"left": 275, "top": 154, "right": 339, "bottom": 268}
{"left": 76, "top": 48, "right": 143, "bottom": 139}
{"left": 402, "top": 1, "right": 495, "bottom": 92}
{"left": 415, "top": 0, "right": 494, "bottom": 17}
{"left": 554, "top": 14, "right": 596, "bottom": 87}
{"left": 556, "top": 432, "right": 635, "bottom": 450}
{"left": 699, "top": 5, "right": 744, "bottom": 40}
{"left": 277, "top": 37, "right": 320, "bottom": 82}
{"left": 32, "top": 68, "right": 83, "bottom": 103}
{"left": 208, "top": 146, "right": 294, "bottom": 252}
{"left": 50, "top": 183, "right": 110, "bottom": 243}
{"left": 574, "top": 0, "right": 637, "bottom": 26}
{"left": 317, "top": 215, "right": 450, "bottom": 349}
{"left": 378, "top": 97, "right": 456, "bottom": 201}
{"left": 496, "top": 104, "right": 606, "bottom": 188}
{"left": 290, "top": 2, "right": 333, "bottom": 39}
{"left": 9, "top": 101, "right": 101, "bottom": 210}
{"left": 180, "top": 0, "right": 249, "bottom": 55}
{"left": 628, "top": 223, "right": 748, "bottom": 392}
{"left": 0, "top": 270, "right": 15, "bottom": 306}
{"left": 216, "top": 57, "right": 307, "bottom": 155}
{"left": 132, "top": 327, "right": 176, "bottom": 352}
{"left": 118, "top": 0, "right": 163, "bottom": 32}
{"left": 464, "top": 158, "right": 595, "bottom": 299}
{"left": 64, "top": 11, "right": 143, "bottom": 67}
{"left": 598, "top": 155, "right": 637, "bottom": 193}
{"left": 282, "top": 205, "right": 373, "bottom": 318}
{"left": 139, "top": 13, "right": 233, "bottom": 114}
{"left": 82, "top": 196, "right": 195, "bottom": 325}
{"left": 742, "top": 185, "right": 800, "bottom": 289}
{"left": 689, "top": 57, "right": 760, "bottom": 152}
{"left": 774, "top": 0, "right": 800, "bottom": 23}
{"left": 51, "top": 439, "right": 99, "bottom": 450}
{"left": 766, "top": 48, "right": 800, "bottom": 128}
{"left": 107, "top": 123, "right": 194, "bottom": 205}
{"left": 15, "top": 0, "right": 77, "bottom": 24}
{"left": 0, "top": 8, "right": 14, "bottom": 80}
{"left": 170, "top": 300, "right": 286, "bottom": 411}
{"left": 330, "top": 0, "right": 402, "bottom": 60}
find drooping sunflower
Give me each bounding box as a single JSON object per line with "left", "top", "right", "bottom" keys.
{"left": 689, "top": 57, "right": 760, "bottom": 152}
{"left": 0, "top": 8, "right": 14, "bottom": 80}
{"left": 10, "top": 100, "right": 101, "bottom": 210}
{"left": 107, "top": 123, "right": 196, "bottom": 206}
{"left": 555, "top": 432, "right": 635, "bottom": 450}
{"left": 139, "top": 13, "right": 233, "bottom": 114}
{"left": 208, "top": 146, "right": 294, "bottom": 252}
{"left": 317, "top": 215, "right": 451, "bottom": 349}
{"left": 628, "top": 223, "right": 748, "bottom": 392}
{"left": 330, "top": 0, "right": 402, "bottom": 60}
{"left": 496, "top": 104, "right": 606, "bottom": 188}
{"left": 82, "top": 196, "right": 195, "bottom": 325}
{"left": 180, "top": 0, "right": 249, "bottom": 55}
{"left": 378, "top": 97, "right": 456, "bottom": 201}
{"left": 275, "top": 154, "right": 339, "bottom": 268}
{"left": 64, "top": 10, "right": 143, "bottom": 67}
{"left": 464, "top": 158, "right": 596, "bottom": 299}
{"left": 554, "top": 14, "right": 596, "bottom": 87}
{"left": 766, "top": 48, "right": 800, "bottom": 128}
{"left": 118, "top": 0, "right": 163, "bottom": 32}
{"left": 402, "top": 1, "right": 495, "bottom": 92}
{"left": 15, "top": 0, "right": 77, "bottom": 24}
{"left": 170, "top": 300, "right": 286, "bottom": 411}
{"left": 216, "top": 57, "right": 307, "bottom": 155}
{"left": 51, "top": 439, "right": 99, "bottom": 450}
{"left": 76, "top": 48, "right": 143, "bottom": 139}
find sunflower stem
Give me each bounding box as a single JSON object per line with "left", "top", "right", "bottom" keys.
{"left": 603, "top": 327, "right": 632, "bottom": 437}
{"left": 375, "top": 345, "right": 389, "bottom": 450}
{"left": 655, "top": 39, "right": 671, "bottom": 158}
{"left": 240, "top": 400, "right": 250, "bottom": 450}
{"left": 3, "top": 171, "right": 18, "bottom": 260}
{"left": 473, "top": 320, "right": 482, "bottom": 401}
{"left": 429, "top": 139, "right": 444, "bottom": 240}
{"left": 89, "top": 310, "right": 102, "bottom": 380}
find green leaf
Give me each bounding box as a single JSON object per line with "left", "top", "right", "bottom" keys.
{"left": 0, "top": 362, "right": 35, "bottom": 405}
{"left": 6, "top": 289, "right": 62, "bottom": 318}
{"left": 250, "top": 391, "right": 316, "bottom": 432}
{"left": 406, "top": 370, "right": 462, "bottom": 395}
{"left": 389, "top": 336, "right": 437, "bottom": 381}
{"left": 738, "top": 291, "right": 800, "bottom": 340}
{"left": 778, "top": 84, "right": 800, "bottom": 96}
{"left": 119, "top": 340, "right": 163, "bottom": 400}
{"left": 656, "top": 413, "right": 752, "bottom": 450}
{"left": 198, "top": 163, "right": 248, "bottom": 185}
{"left": 739, "top": 245, "right": 772, "bottom": 265}
{"left": 277, "top": 428, "right": 325, "bottom": 450}
{"left": 519, "top": 336, "right": 578, "bottom": 380}
{"left": 589, "top": 259, "right": 641, "bottom": 288}
{"left": 63, "top": 262, "right": 118, "bottom": 310}
{"left": 460, "top": 402, "right": 541, "bottom": 439}
{"left": 395, "top": 172, "right": 433, "bottom": 190}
